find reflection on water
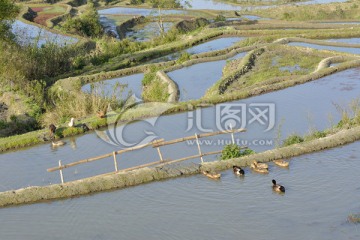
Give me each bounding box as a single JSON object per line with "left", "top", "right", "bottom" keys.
{"left": 0, "top": 68, "right": 359, "bottom": 191}
{"left": 321, "top": 21, "right": 360, "bottom": 24}
{"left": 180, "top": 0, "right": 346, "bottom": 10}
{"left": 11, "top": 20, "right": 78, "bottom": 47}
{"left": 99, "top": 16, "right": 120, "bottom": 39}
{"left": 0, "top": 140, "right": 359, "bottom": 240}
{"left": 167, "top": 51, "right": 247, "bottom": 100}
{"left": 127, "top": 22, "right": 174, "bottom": 42}
{"left": 81, "top": 73, "right": 144, "bottom": 99}
{"left": 98, "top": 7, "right": 186, "bottom": 16}
{"left": 151, "top": 36, "right": 244, "bottom": 63}
{"left": 288, "top": 42, "right": 360, "bottom": 54}
{"left": 326, "top": 38, "right": 360, "bottom": 45}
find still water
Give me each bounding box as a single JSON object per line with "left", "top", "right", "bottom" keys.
{"left": 288, "top": 42, "right": 360, "bottom": 55}
{"left": 11, "top": 20, "right": 78, "bottom": 47}
{"left": 151, "top": 36, "right": 244, "bottom": 63}
{"left": 0, "top": 140, "right": 359, "bottom": 240}
{"left": 167, "top": 51, "right": 248, "bottom": 100}
{"left": 0, "top": 68, "right": 359, "bottom": 191}
{"left": 81, "top": 73, "right": 144, "bottom": 99}
{"left": 98, "top": 7, "right": 186, "bottom": 16}
{"left": 180, "top": 0, "right": 346, "bottom": 10}
{"left": 327, "top": 38, "right": 360, "bottom": 45}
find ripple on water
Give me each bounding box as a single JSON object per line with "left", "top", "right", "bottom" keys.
{"left": 1, "top": 141, "right": 360, "bottom": 239}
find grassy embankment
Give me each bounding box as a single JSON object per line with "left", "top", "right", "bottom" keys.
{"left": 2, "top": 0, "right": 360, "bottom": 152}
{"left": 2, "top": 28, "right": 360, "bottom": 152}
{"left": 249, "top": 0, "right": 360, "bottom": 21}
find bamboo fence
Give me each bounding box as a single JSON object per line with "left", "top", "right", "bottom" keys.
{"left": 47, "top": 128, "right": 246, "bottom": 183}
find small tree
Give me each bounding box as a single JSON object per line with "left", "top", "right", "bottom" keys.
{"left": 149, "top": 0, "right": 191, "bottom": 36}
{"left": 0, "top": 0, "right": 20, "bottom": 40}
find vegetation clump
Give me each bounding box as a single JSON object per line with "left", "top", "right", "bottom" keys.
{"left": 220, "top": 144, "right": 255, "bottom": 160}
{"left": 282, "top": 134, "right": 304, "bottom": 146}
{"left": 62, "top": 1, "right": 103, "bottom": 37}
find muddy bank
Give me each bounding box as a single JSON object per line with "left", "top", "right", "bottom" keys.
{"left": 116, "top": 16, "right": 146, "bottom": 39}
{"left": 174, "top": 18, "right": 209, "bottom": 33}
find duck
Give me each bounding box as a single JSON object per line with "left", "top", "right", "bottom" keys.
{"left": 250, "top": 163, "right": 269, "bottom": 174}
{"left": 253, "top": 160, "right": 268, "bottom": 169}
{"left": 52, "top": 140, "right": 66, "bottom": 147}
{"left": 233, "top": 166, "right": 245, "bottom": 176}
{"left": 68, "top": 117, "right": 75, "bottom": 127}
{"left": 202, "top": 171, "right": 221, "bottom": 179}
{"left": 49, "top": 124, "right": 56, "bottom": 137}
{"left": 272, "top": 179, "right": 285, "bottom": 193}
{"left": 273, "top": 159, "right": 289, "bottom": 167}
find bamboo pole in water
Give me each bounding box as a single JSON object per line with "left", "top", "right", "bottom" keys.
{"left": 157, "top": 147, "right": 164, "bottom": 162}
{"left": 195, "top": 133, "right": 204, "bottom": 163}
{"left": 113, "top": 152, "right": 118, "bottom": 172}
{"left": 47, "top": 128, "right": 246, "bottom": 173}
{"left": 47, "top": 139, "right": 164, "bottom": 172}
{"left": 152, "top": 128, "right": 246, "bottom": 147}
{"left": 59, "top": 160, "right": 64, "bottom": 184}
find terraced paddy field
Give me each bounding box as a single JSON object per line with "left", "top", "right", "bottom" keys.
{"left": 2, "top": 0, "right": 360, "bottom": 239}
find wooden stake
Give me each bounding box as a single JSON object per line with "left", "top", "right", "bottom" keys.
{"left": 195, "top": 133, "right": 204, "bottom": 163}
{"left": 230, "top": 124, "right": 235, "bottom": 144}
{"left": 157, "top": 147, "right": 164, "bottom": 162}
{"left": 59, "top": 160, "right": 64, "bottom": 184}
{"left": 113, "top": 151, "right": 118, "bottom": 172}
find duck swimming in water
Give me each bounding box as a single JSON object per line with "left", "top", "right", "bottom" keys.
{"left": 202, "top": 171, "right": 221, "bottom": 179}
{"left": 273, "top": 159, "right": 289, "bottom": 167}
{"left": 233, "top": 166, "right": 245, "bottom": 176}
{"left": 52, "top": 140, "right": 66, "bottom": 147}
{"left": 252, "top": 160, "right": 268, "bottom": 169}
{"left": 250, "top": 162, "right": 269, "bottom": 174}
{"left": 272, "top": 179, "right": 285, "bottom": 193}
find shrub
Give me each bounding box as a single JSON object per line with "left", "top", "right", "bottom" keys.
{"left": 176, "top": 52, "right": 191, "bottom": 64}
{"left": 62, "top": 1, "right": 103, "bottom": 37}
{"left": 304, "top": 130, "right": 327, "bottom": 141}
{"left": 62, "top": 127, "right": 85, "bottom": 137}
{"left": 282, "top": 134, "right": 304, "bottom": 146}
{"left": 220, "top": 144, "right": 255, "bottom": 160}
{"left": 214, "top": 15, "right": 226, "bottom": 22}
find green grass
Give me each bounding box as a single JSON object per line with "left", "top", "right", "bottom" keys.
{"left": 251, "top": 1, "right": 360, "bottom": 21}
{"left": 282, "top": 134, "right": 304, "bottom": 146}
{"left": 220, "top": 144, "right": 255, "bottom": 160}
{"left": 142, "top": 77, "right": 170, "bottom": 102}
{"left": 227, "top": 45, "right": 333, "bottom": 94}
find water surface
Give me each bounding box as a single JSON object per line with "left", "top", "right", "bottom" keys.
{"left": 126, "top": 22, "right": 174, "bottom": 41}
{"left": 98, "top": 7, "right": 186, "bottom": 16}
{"left": 288, "top": 42, "right": 360, "bottom": 54}
{"left": 0, "top": 140, "right": 359, "bottom": 240}
{"left": 180, "top": 0, "right": 346, "bottom": 10}
{"left": 81, "top": 73, "right": 144, "bottom": 99}
{"left": 151, "top": 36, "right": 244, "bottom": 63}
{"left": 167, "top": 51, "right": 248, "bottom": 100}
{"left": 11, "top": 20, "right": 78, "bottom": 47}
{"left": 326, "top": 38, "right": 360, "bottom": 45}
{"left": 0, "top": 68, "right": 359, "bottom": 190}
